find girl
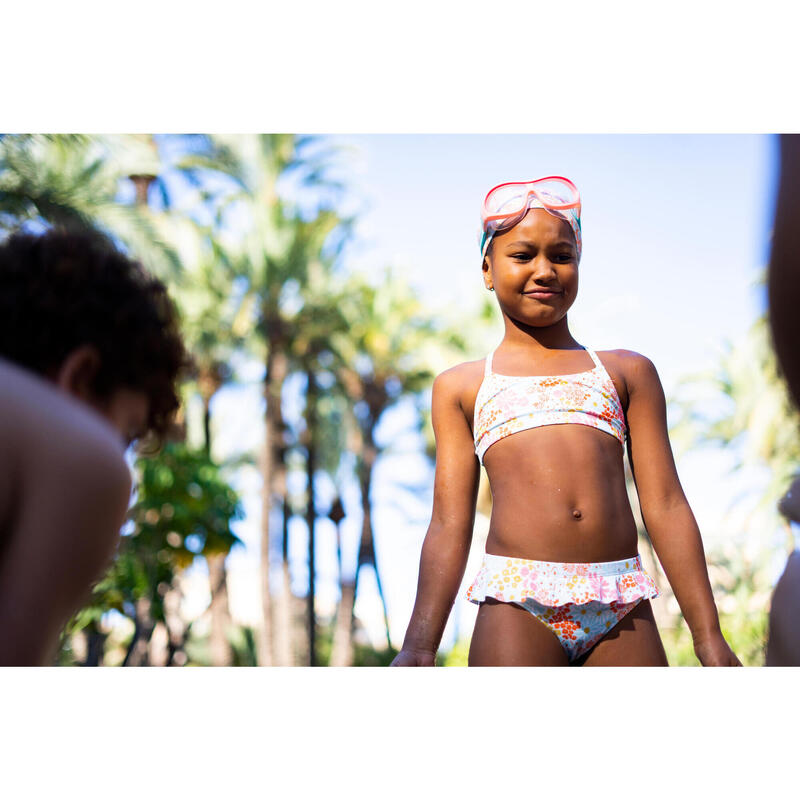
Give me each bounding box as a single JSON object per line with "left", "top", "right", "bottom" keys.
{"left": 391, "top": 176, "right": 740, "bottom": 666}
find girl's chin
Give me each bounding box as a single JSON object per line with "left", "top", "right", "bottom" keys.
{"left": 510, "top": 311, "right": 567, "bottom": 326}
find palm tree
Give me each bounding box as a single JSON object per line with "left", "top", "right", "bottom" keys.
{"left": 671, "top": 313, "right": 800, "bottom": 530}
{"left": 123, "top": 134, "right": 348, "bottom": 666}
{"left": 118, "top": 134, "right": 248, "bottom": 665}
{"left": 287, "top": 258, "right": 353, "bottom": 664}
{"left": 177, "top": 248, "right": 252, "bottom": 666}
{"left": 259, "top": 209, "right": 346, "bottom": 665}
{"left": 177, "top": 134, "right": 347, "bottom": 665}
{"left": 0, "top": 134, "right": 182, "bottom": 280}
{"left": 327, "top": 270, "right": 457, "bottom": 665}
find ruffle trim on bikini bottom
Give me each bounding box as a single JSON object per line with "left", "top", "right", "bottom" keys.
{"left": 465, "top": 552, "right": 660, "bottom": 608}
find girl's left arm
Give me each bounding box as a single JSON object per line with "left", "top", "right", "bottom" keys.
{"left": 622, "top": 352, "right": 741, "bottom": 666}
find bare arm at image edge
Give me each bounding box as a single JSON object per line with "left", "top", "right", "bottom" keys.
{"left": 0, "top": 360, "right": 132, "bottom": 666}
{"left": 768, "top": 135, "right": 800, "bottom": 409}
{"left": 766, "top": 551, "right": 800, "bottom": 666}
{"left": 766, "top": 135, "right": 800, "bottom": 666}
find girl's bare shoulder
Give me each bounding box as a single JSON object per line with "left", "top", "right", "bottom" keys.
{"left": 596, "top": 349, "right": 661, "bottom": 402}
{"left": 603, "top": 349, "right": 659, "bottom": 376}
{"left": 432, "top": 358, "right": 488, "bottom": 421}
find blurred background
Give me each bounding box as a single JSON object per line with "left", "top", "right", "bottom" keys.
{"left": 0, "top": 133, "right": 791, "bottom": 666}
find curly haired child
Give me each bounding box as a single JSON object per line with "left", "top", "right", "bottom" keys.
{"left": 0, "top": 229, "right": 188, "bottom": 664}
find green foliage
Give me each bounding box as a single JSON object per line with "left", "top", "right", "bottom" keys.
{"left": 661, "top": 544, "right": 772, "bottom": 666}
{"left": 660, "top": 611, "right": 768, "bottom": 667}
{"left": 0, "top": 133, "right": 183, "bottom": 279}
{"left": 442, "top": 639, "right": 469, "bottom": 667}
{"left": 177, "top": 625, "right": 259, "bottom": 667}
{"left": 666, "top": 307, "right": 794, "bottom": 665}
{"left": 719, "top": 610, "right": 769, "bottom": 666}
{"left": 351, "top": 643, "right": 399, "bottom": 667}
{"left": 133, "top": 443, "right": 243, "bottom": 561}
{"left": 228, "top": 626, "right": 260, "bottom": 667}
{"left": 672, "top": 315, "right": 800, "bottom": 516}
{"left": 659, "top": 626, "right": 700, "bottom": 666}
{"left": 314, "top": 621, "right": 399, "bottom": 666}
{"left": 63, "top": 444, "right": 243, "bottom": 645}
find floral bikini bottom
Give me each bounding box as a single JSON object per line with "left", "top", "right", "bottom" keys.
{"left": 466, "top": 552, "right": 660, "bottom": 662}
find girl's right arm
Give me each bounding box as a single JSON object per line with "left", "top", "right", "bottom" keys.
{"left": 391, "top": 367, "right": 481, "bottom": 666}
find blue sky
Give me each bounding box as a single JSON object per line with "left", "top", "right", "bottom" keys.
{"left": 191, "top": 134, "right": 781, "bottom": 652}
{"left": 337, "top": 134, "right": 777, "bottom": 379}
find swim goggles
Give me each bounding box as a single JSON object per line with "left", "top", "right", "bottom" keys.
{"left": 480, "top": 176, "right": 582, "bottom": 261}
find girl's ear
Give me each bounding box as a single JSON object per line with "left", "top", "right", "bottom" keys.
{"left": 482, "top": 255, "right": 493, "bottom": 291}
{"left": 55, "top": 345, "right": 103, "bottom": 403}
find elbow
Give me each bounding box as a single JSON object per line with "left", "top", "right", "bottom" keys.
{"left": 422, "top": 519, "right": 473, "bottom": 559}
{"left": 639, "top": 488, "right": 692, "bottom": 529}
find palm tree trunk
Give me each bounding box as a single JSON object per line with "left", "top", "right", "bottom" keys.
{"left": 203, "top": 394, "right": 212, "bottom": 459}
{"left": 200, "top": 388, "right": 235, "bottom": 667}
{"left": 330, "top": 417, "right": 362, "bottom": 667}
{"left": 148, "top": 621, "right": 170, "bottom": 666}
{"left": 259, "top": 340, "right": 289, "bottom": 666}
{"left": 356, "top": 446, "right": 392, "bottom": 650}
{"left": 273, "top": 492, "right": 296, "bottom": 666}
{"left": 331, "top": 472, "right": 376, "bottom": 665}
{"left": 123, "top": 597, "right": 156, "bottom": 667}
{"left": 81, "top": 620, "right": 106, "bottom": 666}
{"left": 162, "top": 581, "right": 189, "bottom": 666}
{"left": 130, "top": 173, "right": 156, "bottom": 207}
{"left": 207, "top": 553, "right": 233, "bottom": 666}
{"left": 330, "top": 581, "right": 356, "bottom": 666}
{"left": 329, "top": 501, "right": 352, "bottom": 667}
{"left": 329, "top": 433, "right": 391, "bottom": 664}
{"left": 305, "top": 368, "right": 318, "bottom": 666}
{"left": 259, "top": 352, "right": 275, "bottom": 667}
{"left": 271, "top": 372, "right": 296, "bottom": 666}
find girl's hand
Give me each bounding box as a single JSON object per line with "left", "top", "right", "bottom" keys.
{"left": 693, "top": 631, "right": 742, "bottom": 666}
{"left": 389, "top": 648, "right": 437, "bottom": 666}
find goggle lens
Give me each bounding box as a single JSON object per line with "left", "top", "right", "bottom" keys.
{"left": 480, "top": 176, "right": 582, "bottom": 259}
{"left": 483, "top": 178, "right": 579, "bottom": 226}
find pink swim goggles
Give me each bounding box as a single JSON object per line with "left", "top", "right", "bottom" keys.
{"left": 480, "top": 176, "right": 582, "bottom": 261}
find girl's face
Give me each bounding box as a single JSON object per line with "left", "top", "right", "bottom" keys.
{"left": 482, "top": 208, "right": 578, "bottom": 327}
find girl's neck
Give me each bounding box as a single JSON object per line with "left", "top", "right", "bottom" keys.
{"left": 500, "top": 315, "right": 580, "bottom": 354}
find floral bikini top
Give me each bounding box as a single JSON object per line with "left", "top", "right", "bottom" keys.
{"left": 473, "top": 346, "right": 627, "bottom": 465}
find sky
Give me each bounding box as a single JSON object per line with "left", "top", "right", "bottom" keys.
{"left": 179, "top": 134, "right": 781, "bottom": 653}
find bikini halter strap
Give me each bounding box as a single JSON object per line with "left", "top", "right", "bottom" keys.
{"left": 584, "top": 347, "right": 603, "bottom": 369}
{"left": 484, "top": 350, "right": 495, "bottom": 376}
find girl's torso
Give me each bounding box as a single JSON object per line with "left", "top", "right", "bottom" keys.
{"left": 460, "top": 346, "right": 639, "bottom": 563}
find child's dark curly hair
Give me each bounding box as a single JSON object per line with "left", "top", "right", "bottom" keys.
{"left": 0, "top": 229, "right": 189, "bottom": 439}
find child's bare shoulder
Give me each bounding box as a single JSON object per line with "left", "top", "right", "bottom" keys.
{"left": 0, "top": 359, "right": 131, "bottom": 501}
{"left": 598, "top": 348, "right": 656, "bottom": 366}
{"left": 433, "top": 358, "right": 485, "bottom": 394}
{"left": 597, "top": 349, "right": 661, "bottom": 391}
{"left": 432, "top": 358, "right": 487, "bottom": 420}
